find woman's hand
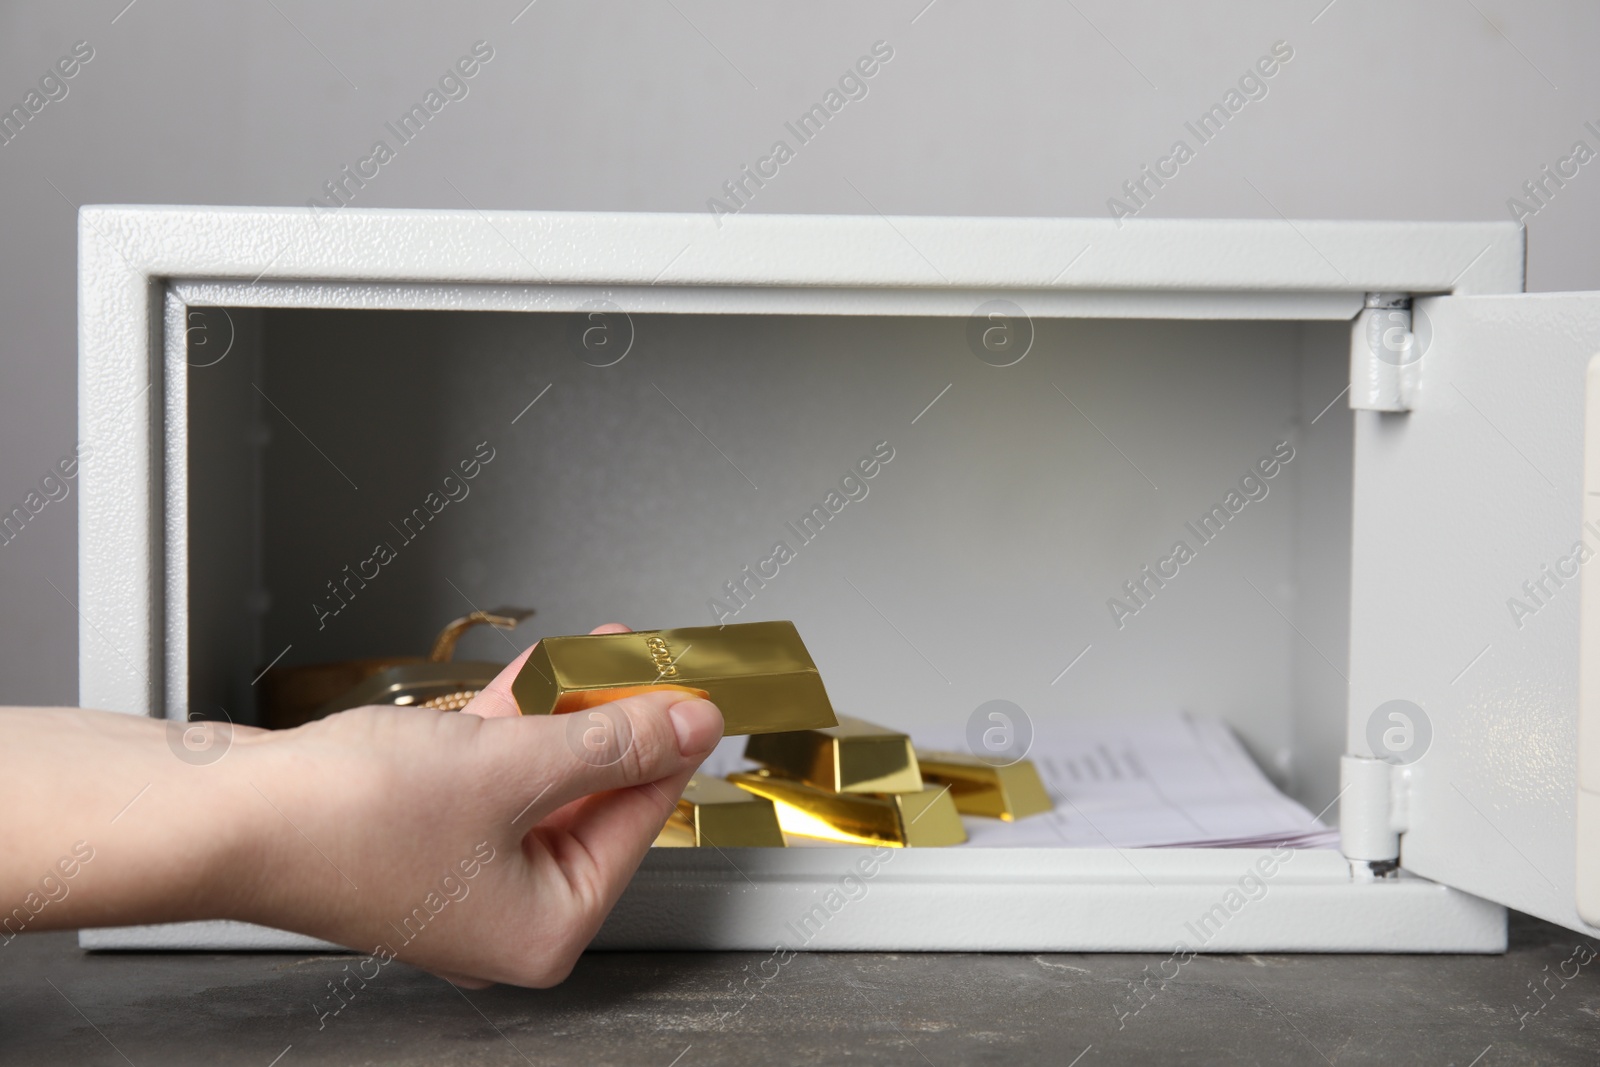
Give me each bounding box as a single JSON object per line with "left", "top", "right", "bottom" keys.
{"left": 0, "top": 624, "right": 723, "bottom": 988}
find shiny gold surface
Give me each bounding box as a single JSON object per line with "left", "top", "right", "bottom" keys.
{"left": 315, "top": 661, "right": 504, "bottom": 718}
{"left": 418, "top": 689, "right": 484, "bottom": 712}
{"left": 257, "top": 656, "right": 419, "bottom": 729}
{"left": 652, "top": 776, "right": 786, "bottom": 848}
{"left": 428, "top": 607, "right": 534, "bottom": 662}
{"left": 915, "top": 751, "right": 1054, "bottom": 821}
{"left": 259, "top": 607, "right": 534, "bottom": 723}
{"left": 653, "top": 811, "right": 699, "bottom": 848}
{"left": 512, "top": 620, "right": 839, "bottom": 736}
{"left": 728, "top": 771, "right": 966, "bottom": 847}
{"left": 744, "top": 715, "right": 923, "bottom": 794}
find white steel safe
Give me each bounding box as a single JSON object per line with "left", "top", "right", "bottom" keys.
{"left": 75, "top": 206, "right": 1600, "bottom": 953}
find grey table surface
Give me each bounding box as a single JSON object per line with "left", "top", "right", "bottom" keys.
{"left": 4, "top": 914, "right": 1597, "bottom": 1066}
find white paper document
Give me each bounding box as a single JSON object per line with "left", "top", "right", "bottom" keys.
{"left": 704, "top": 711, "right": 1341, "bottom": 850}
{"left": 950, "top": 711, "right": 1341, "bottom": 849}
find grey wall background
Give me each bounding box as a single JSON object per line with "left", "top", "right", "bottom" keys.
{"left": 3, "top": 0, "right": 1598, "bottom": 709}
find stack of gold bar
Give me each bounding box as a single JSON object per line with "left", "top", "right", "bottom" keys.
{"left": 731, "top": 716, "right": 964, "bottom": 847}
{"left": 655, "top": 716, "right": 1056, "bottom": 848}
{"left": 502, "top": 618, "right": 1052, "bottom": 849}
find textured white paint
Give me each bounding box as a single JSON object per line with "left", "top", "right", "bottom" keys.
{"left": 1350, "top": 292, "right": 1600, "bottom": 938}
{"left": 88, "top": 207, "right": 1524, "bottom": 293}
{"left": 79, "top": 849, "right": 1504, "bottom": 954}
{"left": 1581, "top": 356, "right": 1600, "bottom": 925}
{"left": 79, "top": 921, "right": 335, "bottom": 952}
{"left": 172, "top": 279, "right": 1364, "bottom": 322}
{"left": 595, "top": 848, "right": 1505, "bottom": 952}
{"left": 1339, "top": 756, "right": 1401, "bottom": 861}
{"left": 162, "top": 293, "right": 188, "bottom": 722}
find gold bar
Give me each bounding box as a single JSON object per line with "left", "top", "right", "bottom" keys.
{"left": 653, "top": 776, "right": 786, "bottom": 848}
{"left": 728, "top": 771, "right": 966, "bottom": 848}
{"left": 654, "top": 811, "right": 699, "bottom": 848}
{"left": 914, "top": 751, "right": 1054, "bottom": 821}
{"left": 512, "top": 621, "right": 838, "bottom": 736}
{"left": 743, "top": 715, "right": 923, "bottom": 794}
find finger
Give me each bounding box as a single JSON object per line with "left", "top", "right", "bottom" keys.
{"left": 506, "top": 693, "right": 722, "bottom": 828}
{"left": 462, "top": 623, "right": 633, "bottom": 719}
{"left": 526, "top": 770, "right": 659, "bottom": 838}
{"left": 522, "top": 791, "right": 594, "bottom": 836}
{"left": 460, "top": 644, "right": 535, "bottom": 719}
{"left": 534, "top": 761, "right": 703, "bottom": 926}
{"left": 564, "top": 762, "right": 700, "bottom": 873}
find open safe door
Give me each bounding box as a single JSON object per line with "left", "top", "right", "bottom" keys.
{"left": 1348, "top": 291, "right": 1600, "bottom": 938}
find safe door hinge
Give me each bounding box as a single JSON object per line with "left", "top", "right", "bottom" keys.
{"left": 1339, "top": 754, "right": 1412, "bottom": 872}
{"left": 1349, "top": 293, "right": 1419, "bottom": 412}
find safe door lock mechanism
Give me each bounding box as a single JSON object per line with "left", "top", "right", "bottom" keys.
{"left": 1349, "top": 292, "right": 1421, "bottom": 412}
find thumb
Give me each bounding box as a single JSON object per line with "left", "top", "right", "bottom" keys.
{"left": 516, "top": 691, "right": 723, "bottom": 825}
{"left": 521, "top": 700, "right": 722, "bottom": 935}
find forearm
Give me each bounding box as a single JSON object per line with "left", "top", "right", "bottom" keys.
{"left": 0, "top": 707, "right": 262, "bottom": 935}
{"left": 0, "top": 706, "right": 481, "bottom": 948}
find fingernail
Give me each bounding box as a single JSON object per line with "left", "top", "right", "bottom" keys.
{"left": 669, "top": 698, "right": 723, "bottom": 757}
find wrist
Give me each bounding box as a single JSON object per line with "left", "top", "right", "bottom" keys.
{"left": 193, "top": 727, "right": 264, "bottom": 923}
{"left": 207, "top": 726, "right": 317, "bottom": 929}
{"left": 208, "top": 718, "right": 385, "bottom": 945}
{"left": 117, "top": 716, "right": 277, "bottom": 926}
